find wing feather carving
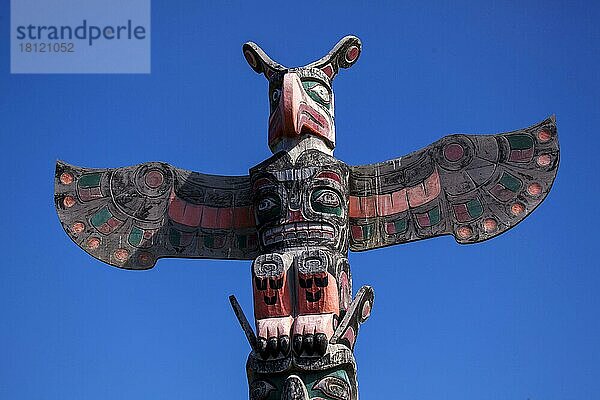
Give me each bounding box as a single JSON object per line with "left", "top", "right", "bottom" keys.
{"left": 54, "top": 161, "right": 259, "bottom": 269}
{"left": 349, "top": 116, "right": 559, "bottom": 251}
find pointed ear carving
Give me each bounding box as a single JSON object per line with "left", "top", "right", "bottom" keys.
{"left": 243, "top": 42, "right": 287, "bottom": 80}
{"left": 305, "top": 35, "right": 362, "bottom": 81}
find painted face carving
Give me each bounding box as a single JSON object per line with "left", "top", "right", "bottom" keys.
{"left": 243, "top": 35, "right": 362, "bottom": 153}
{"left": 249, "top": 368, "right": 354, "bottom": 400}
{"left": 268, "top": 69, "right": 336, "bottom": 150}
{"left": 251, "top": 151, "right": 349, "bottom": 255}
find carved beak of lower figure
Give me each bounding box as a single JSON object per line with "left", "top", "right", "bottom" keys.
{"left": 269, "top": 73, "right": 332, "bottom": 150}
{"left": 282, "top": 375, "right": 310, "bottom": 400}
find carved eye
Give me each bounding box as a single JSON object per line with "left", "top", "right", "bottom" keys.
{"left": 249, "top": 380, "right": 276, "bottom": 400}
{"left": 309, "top": 84, "right": 330, "bottom": 103}
{"left": 311, "top": 188, "right": 342, "bottom": 216}
{"left": 313, "top": 375, "right": 350, "bottom": 400}
{"left": 302, "top": 80, "right": 331, "bottom": 108}
{"left": 256, "top": 194, "right": 282, "bottom": 224}
{"left": 314, "top": 190, "right": 340, "bottom": 207}
{"left": 258, "top": 197, "right": 277, "bottom": 212}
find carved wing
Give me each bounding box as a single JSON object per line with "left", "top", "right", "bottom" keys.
{"left": 348, "top": 116, "right": 559, "bottom": 251}
{"left": 54, "top": 161, "right": 258, "bottom": 269}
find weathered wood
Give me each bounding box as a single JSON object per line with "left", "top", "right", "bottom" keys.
{"left": 54, "top": 35, "right": 560, "bottom": 400}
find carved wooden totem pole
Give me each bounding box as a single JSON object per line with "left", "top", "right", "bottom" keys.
{"left": 55, "top": 36, "right": 560, "bottom": 399}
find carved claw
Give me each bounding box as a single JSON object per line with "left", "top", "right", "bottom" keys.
{"left": 315, "top": 333, "right": 328, "bottom": 356}
{"left": 279, "top": 335, "right": 290, "bottom": 355}
{"left": 255, "top": 315, "right": 293, "bottom": 359}
{"left": 293, "top": 334, "right": 303, "bottom": 355}
{"left": 292, "top": 313, "right": 335, "bottom": 357}
{"left": 257, "top": 337, "right": 269, "bottom": 359}
{"left": 303, "top": 333, "right": 314, "bottom": 356}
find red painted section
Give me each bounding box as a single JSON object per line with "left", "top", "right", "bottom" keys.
{"left": 253, "top": 273, "right": 293, "bottom": 319}
{"left": 216, "top": 208, "right": 233, "bottom": 229}
{"left": 268, "top": 73, "right": 334, "bottom": 149}
{"left": 169, "top": 191, "right": 256, "bottom": 229}
{"left": 407, "top": 170, "right": 441, "bottom": 208}
{"left": 297, "top": 272, "right": 339, "bottom": 316}
{"left": 490, "top": 183, "right": 515, "bottom": 201}
{"left": 316, "top": 171, "right": 341, "bottom": 183}
{"left": 453, "top": 203, "right": 470, "bottom": 223}
{"left": 509, "top": 148, "right": 534, "bottom": 163}
{"left": 79, "top": 187, "right": 103, "bottom": 202}
{"left": 416, "top": 213, "right": 431, "bottom": 228}
{"left": 183, "top": 203, "right": 203, "bottom": 227}
{"left": 385, "top": 222, "right": 396, "bottom": 234}
{"left": 201, "top": 206, "right": 219, "bottom": 228}
{"left": 339, "top": 271, "right": 350, "bottom": 311}
{"left": 233, "top": 206, "right": 255, "bottom": 228}
{"left": 375, "top": 190, "right": 409, "bottom": 215}
{"left": 288, "top": 209, "right": 304, "bottom": 223}
{"left": 346, "top": 46, "right": 359, "bottom": 63}
{"left": 348, "top": 196, "right": 376, "bottom": 218}
{"left": 168, "top": 192, "right": 186, "bottom": 222}
{"left": 342, "top": 326, "right": 356, "bottom": 349}
{"left": 144, "top": 170, "right": 164, "bottom": 188}
{"left": 348, "top": 196, "right": 361, "bottom": 218}
{"left": 350, "top": 170, "right": 440, "bottom": 218}
{"left": 444, "top": 143, "right": 464, "bottom": 161}
{"left": 321, "top": 64, "right": 334, "bottom": 78}
{"left": 244, "top": 50, "right": 257, "bottom": 68}
{"left": 350, "top": 225, "right": 363, "bottom": 240}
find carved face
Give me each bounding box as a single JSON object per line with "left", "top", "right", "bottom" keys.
{"left": 268, "top": 68, "right": 336, "bottom": 151}
{"left": 251, "top": 151, "right": 349, "bottom": 255}
{"left": 250, "top": 368, "right": 354, "bottom": 400}
{"left": 242, "top": 36, "right": 361, "bottom": 153}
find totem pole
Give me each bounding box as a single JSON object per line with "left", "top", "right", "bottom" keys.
{"left": 54, "top": 36, "right": 560, "bottom": 399}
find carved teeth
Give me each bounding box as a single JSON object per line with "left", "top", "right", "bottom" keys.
{"left": 262, "top": 222, "right": 335, "bottom": 245}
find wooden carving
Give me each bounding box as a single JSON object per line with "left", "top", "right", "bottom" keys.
{"left": 55, "top": 36, "right": 559, "bottom": 400}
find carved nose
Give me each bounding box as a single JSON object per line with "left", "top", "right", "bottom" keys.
{"left": 282, "top": 375, "right": 309, "bottom": 400}
{"left": 288, "top": 210, "right": 304, "bottom": 222}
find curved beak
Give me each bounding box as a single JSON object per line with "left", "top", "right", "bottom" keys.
{"left": 268, "top": 73, "right": 333, "bottom": 150}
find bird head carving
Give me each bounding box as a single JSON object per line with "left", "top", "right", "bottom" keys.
{"left": 243, "top": 36, "right": 362, "bottom": 154}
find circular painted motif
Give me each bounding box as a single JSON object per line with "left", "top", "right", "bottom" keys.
{"left": 511, "top": 202, "right": 525, "bottom": 216}
{"left": 144, "top": 170, "right": 164, "bottom": 189}
{"left": 60, "top": 172, "right": 74, "bottom": 185}
{"left": 114, "top": 248, "right": 129, "bottom": 262}
{"left": 456, "top": 225, "right": 473, "bottom": 239}
{"left": 63, "top": 196, "right": 76, "bottom": 208}
{"left": 536, "top": 154, "right": 552, "bottom": 167}
{"left": 527, "top": 182, "right": 542, "bottom": 196}
{"left": 345, "top": 45, "right": 359, "bottom": 63}
{"left": 86, "top": 237, "right": 101, "bottom": 250}
{"left": 482, "top": 218, "right": 498, "bottom": 233}
{"left": 444, "top": 143, "right": 465, "bottom": 162}
{"left": 244, "top": 50, "right": 257, "bottom": 68}
{"left": 138, "top": 252, "right": 154, "bottom": 266}
{"left": 537, "top": 129, "right": 552, "bottom": 143}
{"left": 71, "top": 221, "right": 85, "bottom": 234}
{"left": 361, "top": 301, "right": 371, "bottom": 321}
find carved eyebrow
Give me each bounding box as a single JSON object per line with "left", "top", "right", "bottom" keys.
{"left": 253, "top": 177, "right": 275, "bottom": 190}
{"left": 316, "top": 171, "right": 341, "bottom": 183}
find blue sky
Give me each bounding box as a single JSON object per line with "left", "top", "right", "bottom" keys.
{"left": 1, "top": 1, "right": 599, "bottom": 399}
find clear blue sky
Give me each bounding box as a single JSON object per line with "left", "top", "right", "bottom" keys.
{"left": 1, "top": 1, "right": 599, "bottom": 399}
